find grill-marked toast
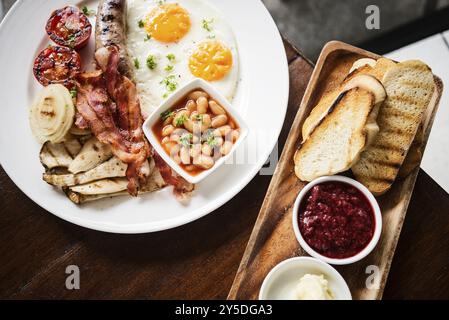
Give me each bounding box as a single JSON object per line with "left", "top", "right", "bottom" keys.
{"left": 294, "top": 86, "right": 381, "bottom": 181}
{"left": 352, "top": 60, "right": 436, "bottom": 195}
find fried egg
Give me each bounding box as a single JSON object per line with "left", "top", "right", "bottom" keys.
{"left": 126, "top": 0, "right": 239, "bottom": 115}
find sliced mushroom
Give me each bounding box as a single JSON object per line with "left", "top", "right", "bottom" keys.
{"left": 40, "top": 141, "right": 78, "bottom": 170}
{"left": 64, "top": 139, "right": 83, "bottom": 158}
{"left": 69, "top": 178, "right": 129, "bottom": 195}
{"left": 69, "top": 137, "right": 112, "bottom": 174}
{"left": 43, "top": 157, "right": 127, "bottom": 187}
{"left": 64, "top": 165, "right": 166, "bottom": 204}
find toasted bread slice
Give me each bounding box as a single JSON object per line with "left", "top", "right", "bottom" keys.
{"left": 349, "top": 58, "right": 377, "bottom": 73}
{"left": 372, "top": 58, "right": 397, "bottom": 80}
{"left": 302, "top": 75, "right": 386, "bottom": 143}
{"left": 301, "top": 90, "right": 341, "bottom": 143}
{"left": 301, "top": 56, "right": 393, "bottom": 144}
{"left": 346, "top": 58, "right": 397, "bottom": 82}
{"left": 352, "top": 60, "right": 435, "bottom": 195}
{"left": 348, "top": 57, "right": 422, "bottom": 179}
{"left": 294, "top": 88, "right": 376, "bottom": 181}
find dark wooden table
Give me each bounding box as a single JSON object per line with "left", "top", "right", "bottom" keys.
{"left": 0, "top": 41, "right": 448, "bottom": 300}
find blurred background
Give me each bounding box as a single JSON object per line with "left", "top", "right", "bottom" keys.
{"left": 263, "top": 0, "right": 449, "bottom": 59}
{"left": 1, "top": 0, "right": 448, "bottom": 60}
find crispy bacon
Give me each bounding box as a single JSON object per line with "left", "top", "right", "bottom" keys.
{"left": 102, "top": 46, "right": 150, "bottom": 195}
{"left": 76, "top": 71, "right": 132, "bottom": 159}
{"left": 75, "top": 48, "right": 150, "bottom": 196}
{"left": 104, "top": 48, "right": 129, "bottom": 130}
{"left": 75, "top": 45, "right": 193, "bottom": 199}
{"left": 74, "top": 112, "right": 89, "bottom": 130}
{"left": 152, "top": 152, "right": 194, "bottom": 200}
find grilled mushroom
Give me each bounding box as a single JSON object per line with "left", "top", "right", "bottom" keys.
{"left": 40, "top": 139, "right": 82, "bottom": 170}
{"left": 64, "top": 164, "right": 166, "bottom": 204}
{"left": 68, "top": 137, "right": 112, "bottom": 174}
{"left": 43, "top": 157, "right": 127, "bottom": 187}
{"left": 69, "top": 178, "right": 129, "bottom": 195}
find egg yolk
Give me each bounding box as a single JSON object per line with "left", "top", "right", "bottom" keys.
{"left": 189, "top": 41, "right": 233, "bottom": 81}
{"left": 145, "top": 3, "right": 191, "bottom": 43}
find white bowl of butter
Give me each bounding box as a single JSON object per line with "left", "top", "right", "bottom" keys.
{"left": 259, "top": 257, "right": 352, "bottom": 300}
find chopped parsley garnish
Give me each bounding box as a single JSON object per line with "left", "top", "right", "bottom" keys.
{"left": 146, "top": 55, "right": 157, "bottom": 70}
{"left": 138, "top": 20, "right": 145, "bottom": 28}
{"left": 193, "top": 114, "right": 203, "bottom": 123}
{"left": 175, "top": 114, "right": 188, "bottom": 127}
{"left": 82, "top": 6, "right": 95, "bottom": 16}
{"left": 67, "top": 34, "right": 77, "bottom": 48}
{"left": 133, "top": 58, "right": 140, "bottom": 69}
{"left": 160, "top": 75, "right": 178, "bottom": 96}
{"left": 166, "top": 53, "right": 176, "bottom": 62}
{"left": 206, "top": 134, "right": 218, "bottom": 147}
{"left": 180, "top": 133, "right": 193, "bottom": 147}
{"left": 202, "top": 18, "right": 214, "bottom": 32}
{"left": 70, "top": 88, "right": 77, "bottom": 99}
{"left": 144, "top": 34, "right": 152, "bottom": 42}
{"left": 160, "top": 110, "right": 174, "bottom": 121}
{"left": 163, "top": 55, "right": 175, "bottom": 72}
{"left": 203, "top": 130, "right": 217, "bottom": 146}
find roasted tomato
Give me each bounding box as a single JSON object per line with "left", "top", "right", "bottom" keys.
{"left": 45, "top": 6, "right": 92, "bottom": 50}
{"left": 33, "top": 46, "right": 82, "bottom": 87}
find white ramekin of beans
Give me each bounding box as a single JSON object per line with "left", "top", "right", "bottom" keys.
{"left": 143, "top": 78, "right": 249, "bottom": 184}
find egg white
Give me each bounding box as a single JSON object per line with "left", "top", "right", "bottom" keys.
{"left": 126, "top": 0, "right": 240, "bottom": 115}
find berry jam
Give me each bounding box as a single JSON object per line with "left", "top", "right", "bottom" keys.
{"left": 298, "top": 181, "right": 375, "bottom": 259}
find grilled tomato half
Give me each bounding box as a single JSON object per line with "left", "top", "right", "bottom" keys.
{"left": 33, "top": 46, "right": 82, "bottom": 87}
{"left": 45, "top": 6, "right": 92, "bottom": 50}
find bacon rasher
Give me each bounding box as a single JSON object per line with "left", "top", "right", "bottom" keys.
{"left": 152, "top": 152, "right": 194, "bottom": 200}
{"left": 75, "top": 47, "right": 149, "bottom": 196}
{"left": 76, "top": 46, "right": 193, "bottom": 199}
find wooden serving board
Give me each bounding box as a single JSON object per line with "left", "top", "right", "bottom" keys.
{"left": 228, "top": 41, "right": 443, "bottom": 300}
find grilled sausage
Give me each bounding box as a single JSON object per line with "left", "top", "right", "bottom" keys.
{"left": 95, "top": 0, "right": 131, "bottom": 77}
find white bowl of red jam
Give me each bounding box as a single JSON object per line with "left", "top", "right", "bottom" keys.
{"left": 292, "top": 175, "right": 382, "bottom": 265}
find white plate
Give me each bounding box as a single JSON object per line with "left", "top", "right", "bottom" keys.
{"left": 0, "top": 0, "right": 289, "bottom": 233}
